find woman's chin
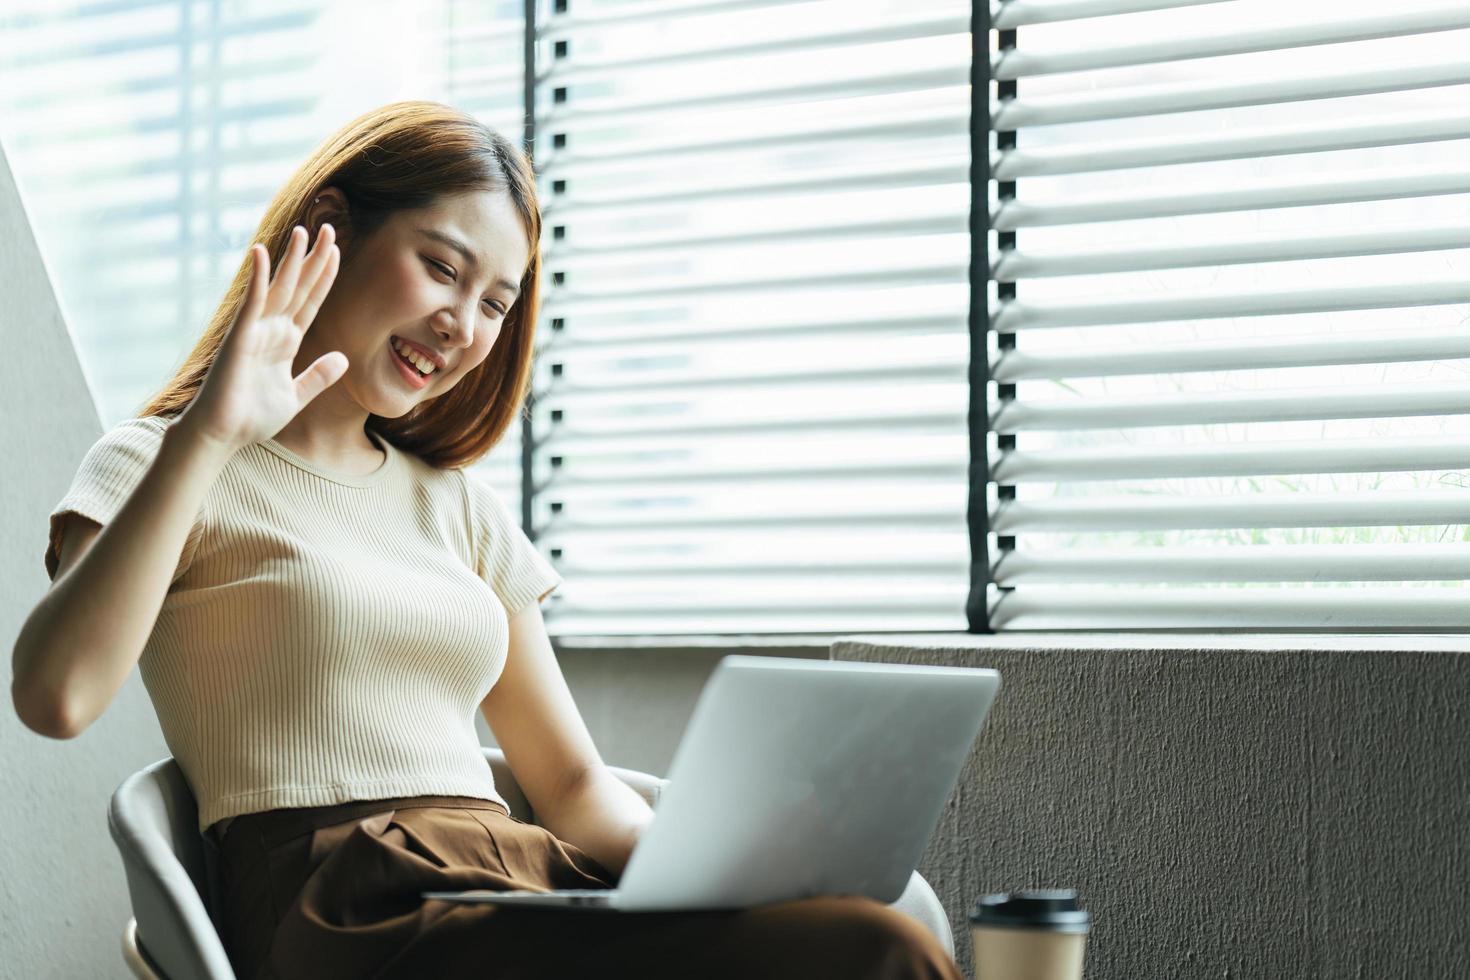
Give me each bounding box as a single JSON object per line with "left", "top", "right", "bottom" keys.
{"left": 379, "top": 386, "right": 441, "bottom": 418}
{"left": 373, "top": 397, "right": 421, "bottom": 419}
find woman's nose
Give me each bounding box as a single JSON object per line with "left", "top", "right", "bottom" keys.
{"left": 435, "top": 307, "right": 474, "bottom": 348}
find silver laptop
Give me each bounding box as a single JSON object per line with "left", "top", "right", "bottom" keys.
{"left": 422, "top": 654, "right": 1000, "bottom": 912}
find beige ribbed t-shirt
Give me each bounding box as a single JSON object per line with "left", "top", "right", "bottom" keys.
{"left": 45, "top": 414, "right": 562, "bottom": 837}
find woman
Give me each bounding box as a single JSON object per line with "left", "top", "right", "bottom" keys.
{"left": 21, "top": 100, "right": 961, "bottom": 979}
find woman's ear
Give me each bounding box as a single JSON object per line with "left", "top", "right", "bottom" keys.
{"left": 306, "top": 186, "right": 352, "bottom": 251}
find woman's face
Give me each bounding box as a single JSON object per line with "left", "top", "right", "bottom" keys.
{"left": 304, "top": 187, "right": 532, "bottom": 417}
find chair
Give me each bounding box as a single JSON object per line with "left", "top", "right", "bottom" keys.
{"left": 111, "top": 749, "right": 956, "bottom": 979}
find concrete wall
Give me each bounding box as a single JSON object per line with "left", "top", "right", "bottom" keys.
{"left": 835, "top": 634, "right": 1470, "bottom": 980}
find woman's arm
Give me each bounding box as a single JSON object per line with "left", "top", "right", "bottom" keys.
{"left": 12, "top": 418, "right": 235, "bottom": 738}
{"left": 538, "top": 765, "right": 654, "bottom": 880}
{"left": 479, "top": 600, "right": 654, "bottom": 880}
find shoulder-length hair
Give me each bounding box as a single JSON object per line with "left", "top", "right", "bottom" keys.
{"left": 138, "top": 99, "right": 544, "bottom": 471}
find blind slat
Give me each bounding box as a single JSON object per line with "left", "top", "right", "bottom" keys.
{"left": 996, "top": 439, "right": 1470, "bottom": 482}
{"left": 992, "top": 279, "right": 1470, "bottom": 331}
{"left": 992, "top": 7, "right": 1470, "bottom": 80}
{"left": 553, "top": 401, "right": 961, "bottom": 440}
{"left": 993, "top": 112, "right": 1470, "bottom": 179}
{"left": 548, "top": 261, "right": 963, "bottom": 304}
{"left": 547, "top": 457, "right": 967, "bottom": 487}
{"left": 991, "top": 0, "right": 1230, "bottom": 30}
{"left": 538, "top": 11, "right": 966, "bottom": 81}
{"left": 562, "top": 310, "right": 961, "bottom": 348}
{"left": 994, "top": 494, "right": 1470, "bottom": 533}
{"left": 990, "top": 588, "right": 1470, "bottom": 629}
{"left": 538, "top": 0, "right": 786, "bottom": 36}
{"left": 545, "top": 157, "right": 967, "bottom": 213}
{"left": 993, "top": 222, "right": 1470, "bottom": 279}
{"left": 550, "top": 509, "right": 963, "bottom": 532}
{"left": 994, "top": 384, "right": 1470, "bottom": 430}
{"left": 542, "top": 67, "right": 965, "bottom": 124}
{"left": 996, "top": 547, "right": 1470, "bottom": 584}
{"left": 550, "top": 211, "right": 961, "bottom": 256}
{"left": 541, "top": 104, "right": 966, "bottom": 169}
{"left": 546, "top": 345, "right": 964, "bottom": 394}
{"left": 996, "top": 59, "right": 1470, "bottom": 128}
{"left": 992, "top": 330, "right": 1470, "bottom": 381}
{"left": 992, "top": 167, "right": 1470, "bottom": 229}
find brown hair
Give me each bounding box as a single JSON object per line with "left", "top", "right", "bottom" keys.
{"left": 137, "top": 99, "right": 544, "bottom": 470}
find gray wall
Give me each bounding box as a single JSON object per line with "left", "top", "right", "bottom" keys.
{"left": 836, "top": 634, "right": 1470, "bottom": 980}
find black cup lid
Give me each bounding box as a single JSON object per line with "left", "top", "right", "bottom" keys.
{"left": 970, "top": 889, "right": 1090, "bottom": 933}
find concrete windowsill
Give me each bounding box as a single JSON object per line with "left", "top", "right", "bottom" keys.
{"left": 831, "top": 631, "right": 1470, "bottom": 654}
{"left": 555, "top": 631, "right": 1470, "bottom": 655}
{"left": 553, "top": 634, "right": 838, "bottom": 652}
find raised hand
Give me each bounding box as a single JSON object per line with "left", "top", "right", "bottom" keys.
{"left": 178, "top": 223, "right": 344, "bottom": 452}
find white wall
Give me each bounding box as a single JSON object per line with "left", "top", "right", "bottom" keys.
{"left": 0, "top": 137, "right": 172, "bottom": 978}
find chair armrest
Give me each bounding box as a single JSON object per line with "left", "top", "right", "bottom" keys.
{"left": 889, "top": 871, "right": 955, "bottom": 959}
{"left": 482, "top": 746, "right": 665, "bottom": 821}
{"left": 604, "top": 761, "right": 666, "bottom": 810}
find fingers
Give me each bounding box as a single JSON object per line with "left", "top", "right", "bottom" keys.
{"left": 241, "top": 244, "right": 267, "bottom": 324}
{"left": 224, "top": 244, "right": 268, "bottom": 350}
{"left": 294, "top": 351, "right": 349, "bottom": 406}
{"left": 266, "top": 225, "right": 310, "bottom": 317}
{"left": 289, "top": 225, "right": 340, "bottom": 326}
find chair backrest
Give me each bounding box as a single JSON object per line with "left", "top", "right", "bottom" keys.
{"left": 109, "top": 750, "right": 668, "bottom": 980}
{"left": 109, "top": 758, "right": 235, "bottom": 980}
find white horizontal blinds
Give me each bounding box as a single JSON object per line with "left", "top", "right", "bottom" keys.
{"left": 441, "top": 0, "right": 524, "bottom": 130}
{"left": 987, "top": 0, "right": 1470, "bottom": 629}
{"left": 0, "top": 0, "right": 326, "bottom": 423}
{"left": 532, "top": 0, "right": 972, "bottom": 636}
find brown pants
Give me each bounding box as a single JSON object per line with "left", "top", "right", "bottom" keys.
{"left": 206, "top": 793, "right": 962, "bottom": 980}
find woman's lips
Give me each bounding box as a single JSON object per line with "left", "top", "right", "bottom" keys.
{"left": 389, "top": 337, "right": 431, "bottom": 389}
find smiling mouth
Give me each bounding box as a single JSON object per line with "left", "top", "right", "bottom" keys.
{"left": 390, "top": 336, "right": 436, "bottom": 379}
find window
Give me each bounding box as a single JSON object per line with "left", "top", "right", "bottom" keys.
{"left": 533, "top": 0, "right": 973, "bottom": 636}
{"left": 982, "top": 0, "right": 1470, "bottom": 629}
{"left": 39, "top": 1, "right": 1456, "bottom": 638}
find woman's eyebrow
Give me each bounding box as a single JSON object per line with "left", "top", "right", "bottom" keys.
{"left": 416, "top": 227, "right": 520, "bottom": 296}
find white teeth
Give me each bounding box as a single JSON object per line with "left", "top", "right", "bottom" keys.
{"left": 393, "top": 339, "right": 435, "bottom": 374}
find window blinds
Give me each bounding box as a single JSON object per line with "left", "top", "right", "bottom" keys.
{"left": 984, "top": 0, "right": 1470, "bottom": 629}
{"left": 0, "top": 0, "right": 326, "bottom": 421}
{"left": 531, "top": 0, "right": 973, "bottom": 636}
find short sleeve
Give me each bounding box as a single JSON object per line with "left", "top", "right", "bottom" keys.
{"left": 45, "top": 416, "right": 205, "bottom": 586}
{"left": 463, "top": 469, "right": 562, "bottom": 615}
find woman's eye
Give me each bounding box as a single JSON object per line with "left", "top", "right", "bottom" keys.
{"left": 427, "top": 257, "right": 505, "bottom": 316}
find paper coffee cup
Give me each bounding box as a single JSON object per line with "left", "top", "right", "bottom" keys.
{"left": 970, "top": 889, "right": 1090, "bottom": 980}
